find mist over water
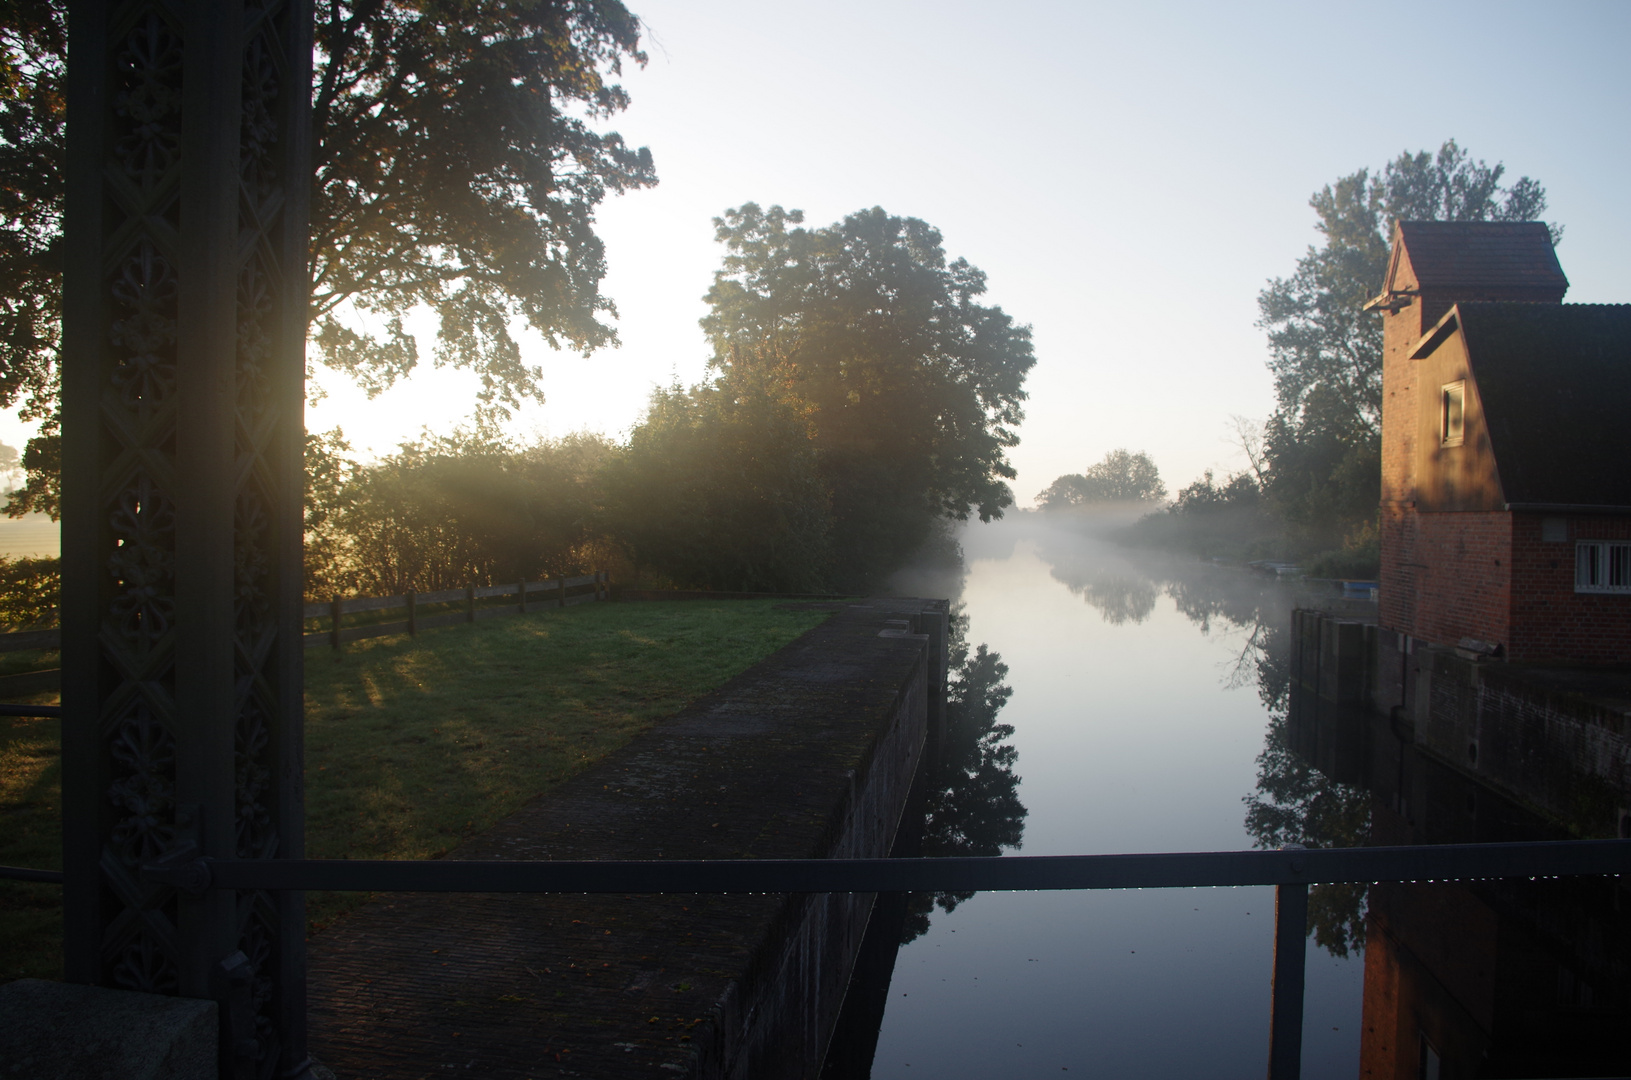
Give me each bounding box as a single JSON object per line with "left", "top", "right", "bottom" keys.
{"left": 868, "top": 513, "right": 1363, "bottom": 1079}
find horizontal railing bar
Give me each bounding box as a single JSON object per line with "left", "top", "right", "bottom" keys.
{"left": 0, "top": 669, "right": 61, "bottom": 695}
{"left": 301, "top": 574, "right": 606, "bottom": 623}
{"left": 0, "top": 863, "right": 63, "bottom": 883}
{"left": 0, "top": 629, "right": 61, "bottom": 653}
{"left": 409, "top": 587, "right": 467, "bottom": 605}
{"left": 0, "top": 702, "right": 63, "bottom": 719}
{"left": 337, "top": 594, "right": 408, "bottom": 615}
{"left": 156, "top": 840, "right": 1630, "bottom": 895}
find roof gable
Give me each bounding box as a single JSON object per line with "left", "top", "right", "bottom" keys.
{"left": 1452, "top": 303, "right": 1631, "bottom": 508}
{"left": 1385, "top": 221, "right": 1568, "bottom": 296}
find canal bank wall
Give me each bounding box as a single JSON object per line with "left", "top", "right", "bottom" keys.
{"left": 1291, "top": 607, "right": 1631, "bottom": 839}
{"left": 306, "top": 597, "right": 947, "bottom": 1079}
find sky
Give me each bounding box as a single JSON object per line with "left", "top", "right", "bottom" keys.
{"left": 4, "top": 0, "right": 1630, "bottom": 526}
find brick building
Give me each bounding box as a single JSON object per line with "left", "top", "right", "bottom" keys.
{"left": 1375, "top": 221, "right": 1631, "bottom": 662}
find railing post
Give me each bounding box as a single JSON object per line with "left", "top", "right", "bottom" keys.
{"left": 406, "top": 591, "right": 417, "bottom": 636}
{"left": 518, "top": 580, "right": 527, "bottom": 615}
{"left": 465, "top": 584, "right": 476, "bottom": 623}
{"left": 1268, "top": 847, "right": 1309, "bottom": 1080}
{"left": 330, "top": 595, "right": 342, "bottom": 651}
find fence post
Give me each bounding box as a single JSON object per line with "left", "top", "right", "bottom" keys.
{"left": 598, "top": 569, "right": 607, "bottom": 601}
{"left": 330, "top": 595, "right": 342, "bottom": 650}
{"left": 558, "top": 576, "right": 567, "bottom": 608}
{"left": 518, "top": 580, "right": 527, "bottom": 615}
{"left": 1267, "top": 847, "right": 1309, "bottom": 1080}
{"left": 466, "top": 584, "right": 476, "bottom": 623}
{"left": 407, "top": 591, "right": 417, "bottom": 636}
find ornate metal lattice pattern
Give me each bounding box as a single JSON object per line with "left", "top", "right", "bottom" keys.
{"left": 78, "top": 3, "right": 307, "bottom": 1076}
{"left": 99, "top": 2, "right": 185, "bottom": 1008}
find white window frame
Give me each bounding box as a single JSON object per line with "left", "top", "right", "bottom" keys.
{"left": 1441, "top": 381, "right": 1465, "bottom": 447}
{"left": 1575, "top": 540, "right": 1631, "bottom": 594}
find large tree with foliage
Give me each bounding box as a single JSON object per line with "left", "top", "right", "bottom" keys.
{"left": 1256, "top": 139, "right": 1556, "bottom": 550}
{"left": 0, "top": 0, "right": 657, "bottom": 517}
{"left": 603, "top": 372, "right": 834, "bottom": 593}
{"left": 701, "top": 204, "right": 1035, "bottom": 589}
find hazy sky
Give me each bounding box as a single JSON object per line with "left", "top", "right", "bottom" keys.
{"left": 6, "top": 0, "right": 1629, "bottom": 510}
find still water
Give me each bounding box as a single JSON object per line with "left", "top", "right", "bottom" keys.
{"left": 863, "top": 515, "right": 1363, "bottom": 1078}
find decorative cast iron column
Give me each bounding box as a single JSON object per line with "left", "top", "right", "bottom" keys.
{"left": 60, "top": 2, "right": 313, "bottom": 1076}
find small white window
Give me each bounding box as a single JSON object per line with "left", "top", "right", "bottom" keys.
{"left": 1576, "top": 541, "right": 1631, "bottom": 593}
{"left": 1441, "top": 381, "right": 1465, "bottom": 447}
{"left": 1420, "top": 1037, "right": 1442, "bottom": 1080}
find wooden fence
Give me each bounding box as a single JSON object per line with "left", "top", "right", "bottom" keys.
{"left": 0, "top": 627, "right": 61, "bottom": 698}
{"left": 0, "top": 573, "right": 610, "bottom": 697}
{"left": 305, "top": 571, "right": 610, "bottom": 649}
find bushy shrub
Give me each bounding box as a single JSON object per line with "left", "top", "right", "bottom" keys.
{"left": 0, "top": 555, "right": 59, "bottom": 629}
{"left": 303, "top": 428, "right": 620, "bottom": 600}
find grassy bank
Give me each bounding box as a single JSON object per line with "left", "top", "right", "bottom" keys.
{"left": 1, "top": 599, "right": 832, "bottom": 981}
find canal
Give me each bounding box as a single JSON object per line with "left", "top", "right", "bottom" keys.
{"left": 847, "top": 513, "right": 1366, "bottom": 1077}
{"left": 835, "top": 511, "right": 1630, "bottom": 1079}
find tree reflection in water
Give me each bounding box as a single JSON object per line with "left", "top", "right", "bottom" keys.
{"left": 819, "top": 606, "right": 1026, "bottom": 1077}
{"left": 1240, "top": 621, "right": 1371, "bottom": 957}
{"left": 901, "top": 608, "right": 1027, "bottom": 942}
{"left": 1036, "top": 525, "right": 1373, "bottom": 957}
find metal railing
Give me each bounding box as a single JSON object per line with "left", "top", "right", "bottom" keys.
{"left": 5, "top": 838, "right": 1626, "bottom": 1078}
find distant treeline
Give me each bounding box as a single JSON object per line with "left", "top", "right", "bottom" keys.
{"left": 1032, "top": 444, "right": 1367, "bottom": 575}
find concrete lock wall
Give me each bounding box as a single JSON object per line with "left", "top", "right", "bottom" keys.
{"left": 717, "top": 625, "right": 930, "bottom": 1077}
{"left": 1294, "top": 607, "right": 1631, "bottom": 840}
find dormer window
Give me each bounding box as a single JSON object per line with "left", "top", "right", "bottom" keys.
{"left": 1441, "top": 381, "right": 1465, "bottom": 447}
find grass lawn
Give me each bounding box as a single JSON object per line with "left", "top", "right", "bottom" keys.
{"left": 0, "top": 599, "right": 832, "bottom": 981}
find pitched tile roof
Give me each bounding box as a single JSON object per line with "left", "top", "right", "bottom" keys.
{"left": 1458, "top": 303, "right": 1631, "bottom": 507}
{"left": 1397, "top": 221, "right": 1568, "bottom": 293}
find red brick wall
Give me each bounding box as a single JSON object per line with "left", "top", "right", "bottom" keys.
{"left": 1379, "top": 504, "right": 1416, "bottom": 634}
{"left": 1381, "top": 509, "right": 1512, "bottom": 650}
{"left": 1508, "top": 513, "right": 1631, "bottom": 662}
{"left": 1378, "top": 259, "right": 1425, "bottom": 512}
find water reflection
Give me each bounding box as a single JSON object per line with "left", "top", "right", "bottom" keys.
{"left": 863, "top": 522, "right": 1367, "bottom": 1078}
{"left": 903, "top": 617, "right": 1027, "bottom": 941}
{"left": 1273, "top": 639, "right": 1631, "bottom": 1076}
{"left": 1242, "top": 625, "right": 1372, "bottom": 957}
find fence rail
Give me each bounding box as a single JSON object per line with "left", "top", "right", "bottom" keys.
{"left": 0, "top": 628, "right": 60, "bottom": 653}
{"left": 0, "top": 574, "right": 614, "bottom": 678}
{"left": 0, "top": 627, "right": 61, "bottom": 697}
{"left": 303, "top": 571, "right": 609, "bottom": 649}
